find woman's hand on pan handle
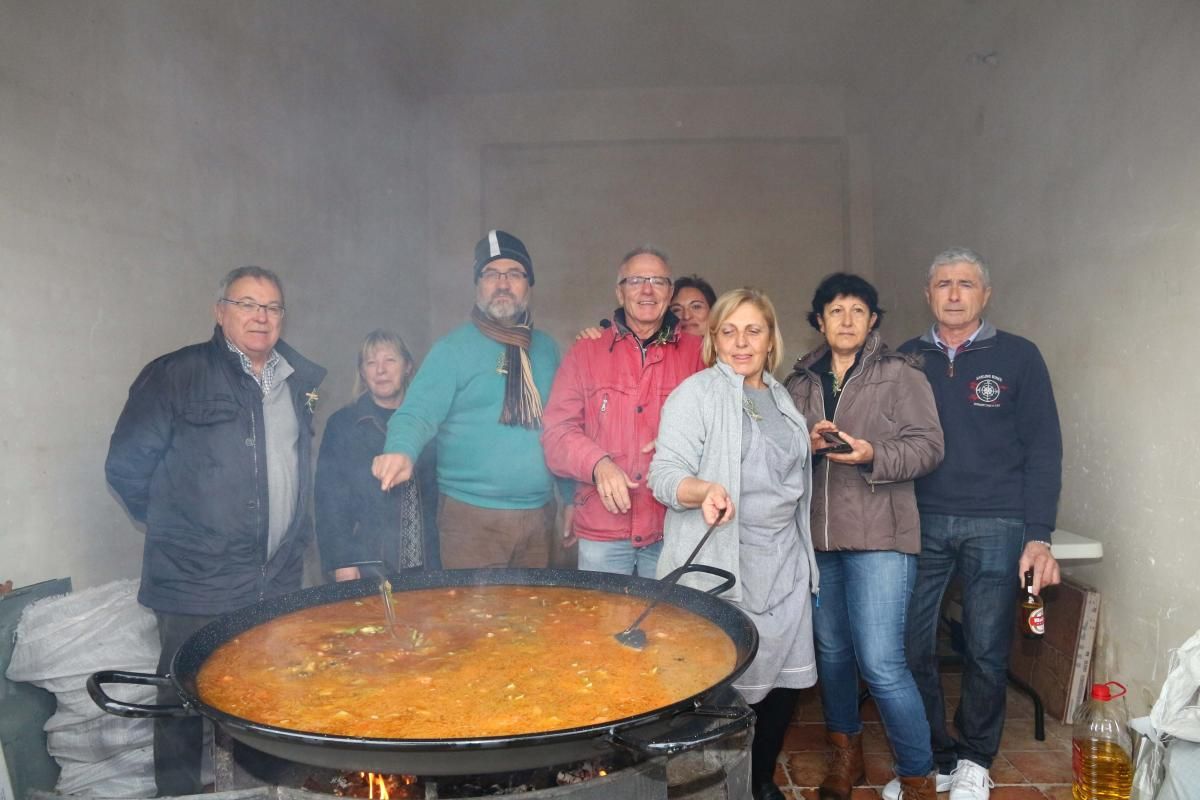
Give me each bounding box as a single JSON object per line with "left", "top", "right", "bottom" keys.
{"left": 676, "top": 477, "right": 735, "bottom": 525}
{"left": 700, "top": 483, "right": 735, "bottom": 525}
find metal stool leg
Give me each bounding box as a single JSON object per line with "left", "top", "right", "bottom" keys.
{"left": 1006, "top": 670, "right": 1046, "bottom": 741}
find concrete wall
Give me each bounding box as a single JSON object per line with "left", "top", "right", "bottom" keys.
{"left": 858, "top": 1, "right": 1200, "bottom": 713}
{"left": 0, "top": 1, "right": 429, "bottom": 590}
{"left": 423, "top": 86, "right": 873, "bottom": 354}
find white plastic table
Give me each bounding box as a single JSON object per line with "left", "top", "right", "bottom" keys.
{"left": 1050, "top": 529, "right": 1103, "bottom": 560}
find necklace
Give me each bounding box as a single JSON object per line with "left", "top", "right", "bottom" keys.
{"left": 830, "top": 369, "right": 845, "bottom": 395}
{"left": 742, "top": 393, "right": 763, "bottom": 422}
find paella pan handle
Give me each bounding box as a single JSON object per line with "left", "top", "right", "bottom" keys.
{"left": 87, "top": 670, "right": 195, "bottom": 719}
{"left": 667, "top": 563, "right": 735, "bottom": 596}
{"left": 607, "top": 703, "right": 754, "bottom": 755}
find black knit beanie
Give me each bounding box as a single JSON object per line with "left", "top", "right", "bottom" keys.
{"left": 473, "top": 230, "right": 534, "bottom": 286}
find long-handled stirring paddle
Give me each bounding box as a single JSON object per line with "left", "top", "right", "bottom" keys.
{"left": 378, "top": 576, "right": 400, "bottom": 641}
{"left": 342, "top": 560, "right": 402, "bottom": 641}
{"left": 615, "top": 516, "right": 724, "bottom": 649}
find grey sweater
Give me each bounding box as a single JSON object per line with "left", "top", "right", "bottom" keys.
{"left": 649, "top": 362, "right": 819, "bottom": 604}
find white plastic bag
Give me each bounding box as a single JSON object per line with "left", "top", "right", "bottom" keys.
{"left": 47, "top": 712, "right": 154, "bottom": 763}
{"left": 4, "top": 579, "right": 160, "bottom": 797}
{"left": 1156, "top": 739, "right": 1200, "bottom": 800}
{"left": 1132, "top": 628, "right": 1200, "bottom": 800}
{"left": 5, "top": 579, "right": 159, "bottom": 689}
{"left": 1150, "top": 628, "right": 1200, "bottom": 742}
{"left": 54, "top": 746, "right": 156, "bottom": 797}
{"left": 1130, "top": 716, "right": 1166, "bottom": 800}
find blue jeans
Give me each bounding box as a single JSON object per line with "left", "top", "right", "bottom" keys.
{"left": 905, "top": 514, "right": 1025, "bottom": 772}
{"left": 578, "top": 538, "right": 662, "bottom": 577}
{"left": 813, "top": 550, "right": 932, "bottom": 778}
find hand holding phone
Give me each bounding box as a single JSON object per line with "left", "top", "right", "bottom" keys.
{"left": 816, "top": 429, "right": 853, "bottom": 455}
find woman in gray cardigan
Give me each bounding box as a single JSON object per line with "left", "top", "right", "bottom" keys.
{"left": 649, "top": 288, "right": 818, "bottom": 800}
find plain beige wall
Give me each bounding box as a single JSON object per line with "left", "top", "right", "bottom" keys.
{"left": 0, "top": 1, "right": 430, "bottom": 589}
{"left": 423, "top": 86, "right": 874, "bottom": 360}
{"left": 859, "top": 1, "right": 1200, "bottom": 714}
{"left": 479, "top": 137, "right": 847, "bottom": 350}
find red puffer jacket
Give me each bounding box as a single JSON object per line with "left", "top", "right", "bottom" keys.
{"left": 542, "top": 320, "right": 703, "bottom": 544}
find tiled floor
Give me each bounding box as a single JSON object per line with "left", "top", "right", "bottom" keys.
{"left": 774, "top": 671, "right": 1076, "bottom": 799}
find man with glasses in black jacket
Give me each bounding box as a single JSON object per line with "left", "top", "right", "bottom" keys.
{"left": 105, "top": 266, "right": 325, "bottom": 796}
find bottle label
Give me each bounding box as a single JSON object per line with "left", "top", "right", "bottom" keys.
{"left": 1027, "top": 607, "right": 1045, "bottom": 635}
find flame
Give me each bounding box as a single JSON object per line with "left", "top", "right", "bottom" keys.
{"left": 357, "top": 772, "right": 390, "bottom": 800}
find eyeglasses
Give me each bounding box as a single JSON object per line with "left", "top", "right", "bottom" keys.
{"left": 479, "top": 268, "right": 528, "bottom": 283}
{"left": 220, "top": 298, "right": 285, "bottom": 318}
{"left": 618, "top": 276, "right": 673, "bottom": 289}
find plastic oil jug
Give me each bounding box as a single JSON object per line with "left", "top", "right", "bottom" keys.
{"left": 1072, "top": 681, "right": 1133, "bottom": 800}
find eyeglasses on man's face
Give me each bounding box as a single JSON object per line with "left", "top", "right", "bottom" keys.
{"left": 220, "top": 298, "right": 286, "bottom": 318}
{"left": 619, "top": 275, "right": 673, "bottom": 289}
{"left": 479, "top": 268, "right": 529, "bottom": 283}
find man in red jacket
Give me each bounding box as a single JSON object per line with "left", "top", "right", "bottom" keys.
{"left": 542, "top": 247, "right": 705, "bottom": 575}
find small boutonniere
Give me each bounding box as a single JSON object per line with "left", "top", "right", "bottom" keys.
{"left": 304, "top": 389, "right": 319, "bottom": 413}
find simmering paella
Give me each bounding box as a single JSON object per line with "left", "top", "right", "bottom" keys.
{"left": 197, "top": 585, "right": 737, "bottom": 739}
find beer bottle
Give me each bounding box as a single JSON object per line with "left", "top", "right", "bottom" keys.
{"left": 1021, "top": 568, "right": 1044, "bottom": 639}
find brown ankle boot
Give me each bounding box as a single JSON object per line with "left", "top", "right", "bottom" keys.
{"left": 896, "top": 774, "right": 937, "bottom": 800}
{"left": 817, "top": 731, "right": 864, "bottom": 800}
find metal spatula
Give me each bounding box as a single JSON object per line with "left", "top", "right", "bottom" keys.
{"left": 615, "top": 518, "right": 723, "bottom": 649}
{"left": 378, "top": 576, "right": 400, "bottom": 641}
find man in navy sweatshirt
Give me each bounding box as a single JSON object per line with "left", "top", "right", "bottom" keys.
{"left": 888, "top": 248, "right": 1063, "bottom": 800}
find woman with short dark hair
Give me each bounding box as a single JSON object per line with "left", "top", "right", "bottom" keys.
{"left": 669, "top": 274, "right": 718, "bottom": 336}
{"left": 785, "top": 273, "right": 945, "bottom": 799}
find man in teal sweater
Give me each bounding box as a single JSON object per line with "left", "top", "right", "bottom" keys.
{"left": 372, "top": 231, "right": 570, "bottom": 567}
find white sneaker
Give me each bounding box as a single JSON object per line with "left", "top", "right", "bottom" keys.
{"left": 948, "top": 759, "right": 994, "bottom": 800}
{"left": 880, "top": 772, "right": 953, "bottom": 800}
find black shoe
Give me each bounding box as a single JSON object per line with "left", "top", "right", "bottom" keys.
{"left": 753, "top": 782, "right": 787, "bottom": 800}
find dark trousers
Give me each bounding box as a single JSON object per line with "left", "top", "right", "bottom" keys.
{"left": 905, "top": 514, "right": 1024, "bottom": 771}
{"left": 154, "top": 611, "right": 216, "bottom": 796}
{"left": 750, "top": 687, "right": 801, "bottom": 791}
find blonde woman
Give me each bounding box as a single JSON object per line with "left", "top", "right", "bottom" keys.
{"left": 315, "top": 330, "right": 437, "bottom": 580}
{"left": 649, "top": 288, "right": 818, "bottom": 800}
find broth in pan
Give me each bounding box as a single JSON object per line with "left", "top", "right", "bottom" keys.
{"left": 196, "top": 585, "right": 738, "bottom": 739}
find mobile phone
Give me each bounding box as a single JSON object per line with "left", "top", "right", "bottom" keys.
{"left": 816, "top": 430, "right": 853, "bottom": 454}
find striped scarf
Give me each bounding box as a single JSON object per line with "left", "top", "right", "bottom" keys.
{"left": 470, "top": 305, "right": 544, "bottom": 429}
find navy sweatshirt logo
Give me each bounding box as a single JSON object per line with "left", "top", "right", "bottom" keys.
{"left": 970, "top": 374, "right": 1007, "bottom": 407}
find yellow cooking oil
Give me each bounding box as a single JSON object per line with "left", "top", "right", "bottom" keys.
{"left": 1071, "top": 681, "right": 1132, "bottom": 800}
{"left": 1071, "top": 737, "right": 1132, "bottom": 800}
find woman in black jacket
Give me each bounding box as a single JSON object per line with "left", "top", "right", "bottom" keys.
{"left": 315, "top": 330, "right": 437, "bottom": 580}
